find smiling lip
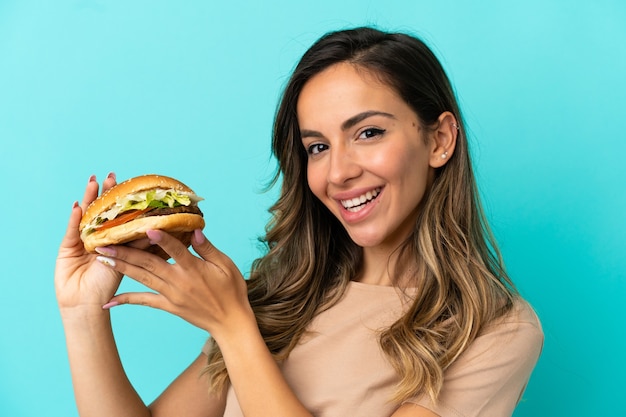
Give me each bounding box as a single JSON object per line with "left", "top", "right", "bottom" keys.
{"left": 339, "top": 187, "right": 382, "bottom": 211}
{"left": 333, "top": 186, "right": 383, "bottom": 222}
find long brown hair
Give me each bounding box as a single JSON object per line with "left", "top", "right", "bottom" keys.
{"left": 204, "top": 26, "right": 517, "bottom": 403}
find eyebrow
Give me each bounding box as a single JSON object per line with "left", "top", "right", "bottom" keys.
{"left": 300, "top": 110, "right": 396, "bottom": 139}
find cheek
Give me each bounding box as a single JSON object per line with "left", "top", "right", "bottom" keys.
{"left": 370, "top": 145, "right": 418, "bottom": 179}
{"left": 307, "top": 163, "right": 326, "bottom": 200}
{"left": 379, "top": 143, "right": 431, "bottom": 188}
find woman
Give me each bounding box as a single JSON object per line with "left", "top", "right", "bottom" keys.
{"left": 55, "top": 27, "right": 543, "bottom": 417}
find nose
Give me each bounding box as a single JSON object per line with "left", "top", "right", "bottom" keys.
{"left": 327, "top": 145, "right": 362, "bottom": 185}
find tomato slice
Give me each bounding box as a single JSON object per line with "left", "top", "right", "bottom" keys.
{"left": 96, "top": 207, "right": 153, "bottom": 231}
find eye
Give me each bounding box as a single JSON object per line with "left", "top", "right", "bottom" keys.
{"left": 358, "top": 128, "right": 386, "bottom": 140}
{"left": 307, "top": 143, "right": 329, "bottom": 156}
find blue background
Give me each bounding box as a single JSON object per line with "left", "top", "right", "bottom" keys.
{"left": 1, "top": 1, "right": 624, "bottom": 416}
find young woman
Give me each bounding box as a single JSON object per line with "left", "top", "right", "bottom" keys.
{"left": 55, "top": 27, "right": 543, "bottom": 417}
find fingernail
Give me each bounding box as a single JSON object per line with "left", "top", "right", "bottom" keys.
{"left": 146, "top": 229, "right": 161, "bottom": 244}
{"left": 96, "top": 256, "right": 116, "bottom": 267}
{"left": 102, "top": 301, "right": 119, "bottom": 310}
{"left": 95, "top": 246, "right": 116, "bottom": 256}
{"left": 89, "top": 175, "right": 96, "bottom": 183}
{"left": 107, "top": 172, "right": 116, "bottom": 180}
{"left": 193, "top": 229, "right": 205, "bottom": 244}
{"left": 72, "top": 201, "right": 79, "bottom": 209}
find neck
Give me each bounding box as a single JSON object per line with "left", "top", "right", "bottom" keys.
{"left": 355, "top": 246, "right": 400, "bottom": 286}
{"left": 356, "top": 240, "right": 423, "bottom": 287}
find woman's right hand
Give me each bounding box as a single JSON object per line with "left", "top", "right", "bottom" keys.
{"left": 55, "top": 173, "right": 123, "bottom": 314}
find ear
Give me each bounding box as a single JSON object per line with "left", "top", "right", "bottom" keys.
{"left": 429, "top": 111, "right": 459, "bottom": 168}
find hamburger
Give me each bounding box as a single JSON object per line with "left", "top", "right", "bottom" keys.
{"left": 80, "top": 174, "right": 205, "bottom": 253}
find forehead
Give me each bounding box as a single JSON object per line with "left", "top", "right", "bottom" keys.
{"left": 297, "top": 63, "right": 406, "bottom": 125}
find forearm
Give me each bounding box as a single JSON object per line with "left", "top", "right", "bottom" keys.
{"left": 213, "top": 312, "right": 312, "bottom": 417}
{"left": 61, "top": 306, "right": 150, "bottom": 417}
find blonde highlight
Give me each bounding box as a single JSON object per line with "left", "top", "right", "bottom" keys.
{"left": 203, "top": 26, "right": 517, "bottom": 405}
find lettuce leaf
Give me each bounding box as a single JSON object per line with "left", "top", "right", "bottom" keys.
{"left": 84, "top": 188, "right": 203, "bottom": 234}
{"left": 120, "top": 190, "right": 195, "bottom": 212}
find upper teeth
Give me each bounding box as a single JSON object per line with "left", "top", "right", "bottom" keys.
{"left": 341, "top": 188, "right": 381, "bottom": 209}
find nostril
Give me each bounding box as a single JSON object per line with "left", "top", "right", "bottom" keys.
{"left": 328, "top": 154, "right": 361, "bottom": 184}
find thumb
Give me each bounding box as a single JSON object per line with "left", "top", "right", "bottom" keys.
{"left": 190, "top": 229, "right": 221, "bottom": 261}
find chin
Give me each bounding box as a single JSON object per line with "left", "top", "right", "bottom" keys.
{"left": 346, "top": 232, "right": 386, "bottom": 249}
{"left": 345, "top": 225, "right": 412, "bottom": 252}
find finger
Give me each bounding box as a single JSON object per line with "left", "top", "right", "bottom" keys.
{"left": 190, "top": 230, "right": 237, "bottom": 276}
{"left": 145, "top": 229, "right": 194, "bottom": 264}
{"left": 95, "top": 250, "right": 168, "bottom": 294}
{"left": 122, "top": 238, "right": 171, "bottom": 260}
{"left": 125, "top": 237, "right": 152, "bottom": 250}
{"left": 80, "top": 175, "right": 100, "bottom": 211}
{"left": 101, "top": 171, "right": 117, "bottom": 193}
{"left": 59, "top": 201, "right": 84, "bottom": 251}
{"left": 190, "top": 229, "right": 223, "bottom": 262}
{"left": 80, "top": 173, "right": 117, "bottom": 212}
{"left": 103, "top": 291, "right": 166, "bottom": 311}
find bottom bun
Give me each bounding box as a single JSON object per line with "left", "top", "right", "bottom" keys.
{"left": 82, "top": 213, "right": 205, "bottom": 253}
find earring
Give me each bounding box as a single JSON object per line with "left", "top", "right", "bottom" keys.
{"left": 450, "top": 122, "right": 459, "bottom": 130}
{"left": 441, "top": 151, "right": 448, "bottom": 159}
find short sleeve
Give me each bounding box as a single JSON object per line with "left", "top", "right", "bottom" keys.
{"left": 406, "top": 301, "right": 544, "bottom": 417}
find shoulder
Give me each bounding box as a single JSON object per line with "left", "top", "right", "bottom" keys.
{"left": 496, "top": 297, "right": 542, "bottom": 329}
{"left": 483, "top": 298, "right": 543, "bottom": 351}
{"left": 406, "top": 298, "right": 544, "bottom": 416}
{"left": 464, "top": 298, "right": 544, "bottom": 368}
{"left": 487, "top": 298, "right": 542, "bottom": 336}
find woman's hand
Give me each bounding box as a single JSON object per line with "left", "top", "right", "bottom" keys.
{"left": 55, "top": 174, "right": 124, "bottom": 313}
{"left": 95, "top": 229, "right": 253, "bottom": 335}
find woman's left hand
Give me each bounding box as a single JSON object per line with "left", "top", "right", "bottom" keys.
{"left": 96, "top": 229, "right": 253, "bottom": 335}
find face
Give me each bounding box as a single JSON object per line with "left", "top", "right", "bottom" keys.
{"left": 297, "top": 63, "right": 437, "bottom": 252}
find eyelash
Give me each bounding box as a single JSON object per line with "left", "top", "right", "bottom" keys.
{"left": 307, "top": 143, "right": 328, "bottom": 155}
{"left": 358, "top": 127, "right": 386, "bottom": 140}
{"left": 305, "top": 128, "right": 387, "bottom": 156}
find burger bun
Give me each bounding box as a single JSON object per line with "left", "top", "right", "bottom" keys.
{"left": 79, "top": 174, "right": 205, "bottom": 253}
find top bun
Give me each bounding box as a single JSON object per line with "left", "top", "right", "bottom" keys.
{"left": 80, "top": 174, "right": 197, "bottom": 232}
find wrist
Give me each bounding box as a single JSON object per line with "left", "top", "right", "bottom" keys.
{"left": 59, "top": 304, "right": 112, "bottom": 329}
{"left": 211, "top": 310, "right": 312, "bottom": 417}
{"left": 209, "top": 306, "right": 259, "bottom": 349}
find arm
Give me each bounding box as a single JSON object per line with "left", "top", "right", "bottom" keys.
{"left": 210, "top": 309, "right": 313, "bottom": 417}
{"left": 62, "top": 308, "right": 224, "bottom": 417}
{"left": 101, "top": 230, "right": 314, "bottom": 417}
{"left": 56, "top": 174, "right": 144, "bottom": 417}
{"left": 60, "top": 305, "right": 150, "bottom": 417}
{"left": 149, "top": 354, "right": 226, "bottom": 417}
{"left": 56, "top": 175, "right": 222, "bottom": 417}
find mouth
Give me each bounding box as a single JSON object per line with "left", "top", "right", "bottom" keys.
{"left": 340, "top": 187, "right": 382, "bottom": 212}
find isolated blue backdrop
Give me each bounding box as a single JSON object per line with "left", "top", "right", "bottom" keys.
{"left": 1, "top": 1, "right": 624, "bottom": 416}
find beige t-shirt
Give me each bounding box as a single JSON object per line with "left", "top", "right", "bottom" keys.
{"left": 204, "top": 281, "right": 543, "bottom": 417}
